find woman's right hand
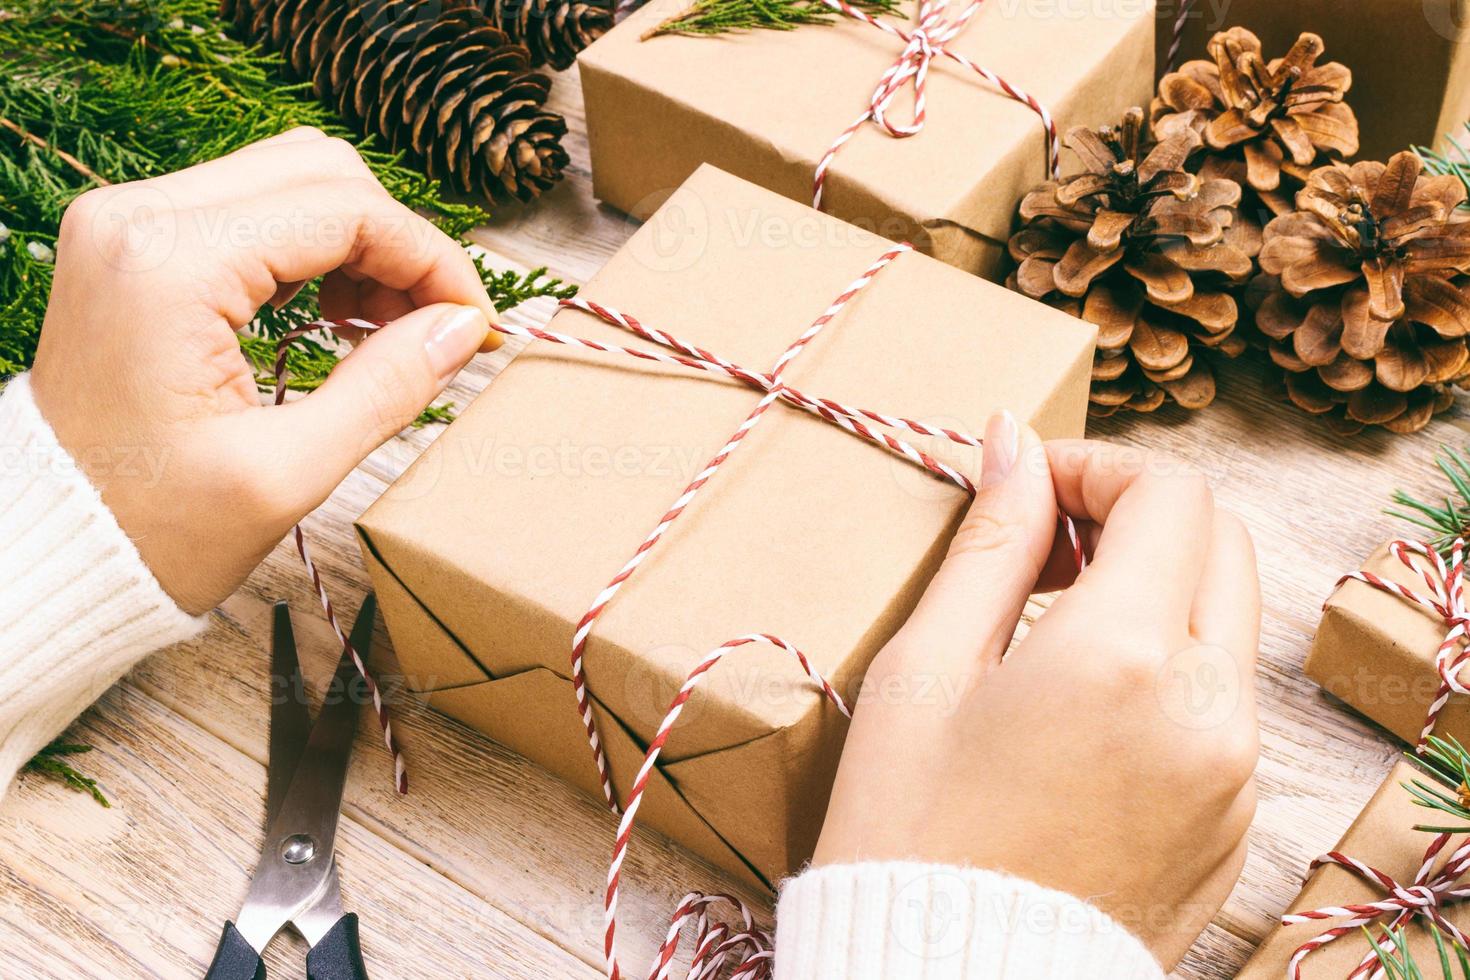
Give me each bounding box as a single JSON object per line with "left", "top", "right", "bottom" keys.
{"left": 814, "top": 414, "right": 1260, "bottom": 968}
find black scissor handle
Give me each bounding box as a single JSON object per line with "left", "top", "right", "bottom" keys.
{"left": 306, "top": 913, "right": 369, "bottom": 980}
{"left": 204, "top": 922, "right": 265, "bottom": 980}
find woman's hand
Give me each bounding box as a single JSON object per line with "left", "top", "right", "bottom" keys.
{"left": 814, "top": 414, "right": 1260, "bottom": 968}
{"left": 29, "top": 128, "right": 500, "bottom": 615}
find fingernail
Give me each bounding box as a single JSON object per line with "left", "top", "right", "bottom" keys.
{"left": 981, "top": 410, "right": 1019, "bottom": 489}
{"left": 425, "top": 305, "right": 490, "bottom": 385}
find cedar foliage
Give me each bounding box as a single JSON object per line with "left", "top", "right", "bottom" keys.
{"left": 0, "top": 0, "right": 575, "bottom": 411}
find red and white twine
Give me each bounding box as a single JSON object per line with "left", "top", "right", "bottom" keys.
{"left": 1335, "top": 538, "right": 1470, "bottom": 750}
{"left": 289, "top": 242, "right": 1085, "bottom": 978}
{"left": 272, "top": 324, "right": 407, "bottom": 794}
{"left": 610, "top": 0, "right": 1058, "bottom": 209}
{"left": 1284, "top": 831, "right": 1470, "bottom": 979}
{"left": 1273, "top": 537, "right": 1470, "bottom": 975}
{"left": 811, "top": 0, "right": 1058, "bottom": 209}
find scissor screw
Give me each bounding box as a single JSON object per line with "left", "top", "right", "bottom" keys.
{"left": 281, "top": 834, "right": 317, "bottom": 865}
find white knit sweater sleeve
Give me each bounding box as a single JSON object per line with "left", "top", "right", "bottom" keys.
{"left": 0, "top": 375, "right": 204, "bottom": 799}
{"left": 774, "top": 862, "right": 1166, "bottom": 980}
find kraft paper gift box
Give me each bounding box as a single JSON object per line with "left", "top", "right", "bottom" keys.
{"left": 576, "top": 0, "right": 1156, "bottom": 282}
{"left": 1306, "top": 543, "right": 1470, "bottom": 747}
{"left": 1157, "top": 0, "right": 1470, "bottom": 160}
{"left": 356, "top": 165, "right": 1096, "bottom": 887}
{"left": 1239, "top": 759, "right": 1470, "bottom": 977}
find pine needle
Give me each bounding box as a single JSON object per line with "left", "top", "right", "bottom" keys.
{"left": 23, "top": 740, "right": 110, "bottom": 807}
{"left": 1417, "top": 121, "right": 1470, "bottom": 208}
{"left": 1368, "top": 922, "right": 1470, "bottom": 978}
{"left": 1388, "top": 446, "right": 1470, "bottom": 556}
{"left": 643, "top": 0, "right": 900, "bottom": 39}
{"left": 0, "top": 0, "right": 578, "bottom": 423}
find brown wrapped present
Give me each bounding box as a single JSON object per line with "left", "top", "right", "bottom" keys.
{"left": 357, "top": 165, "right": 1096, "bottom": 887}
{"left": 1156, "top": 0, "right": 1470, "bottom": 160}
{"left": 578, "top": 0, "right": 1155, "bottom": 281}
{"left": 1307, "top": 542, "right": 1470, "bottom": 748}
{"left": 1239, "top": 759, "right": 1470, "bottom": 977}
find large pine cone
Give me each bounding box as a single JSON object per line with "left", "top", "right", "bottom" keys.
{"left": 1009, "top": 107, "right": 1259, "bottom": 416}
{"left": 1256, "top": 151, "right": 1470, "bottom": 434}
{"left": 223, "top": 0, "right": 570, "bottom": 203}
{"left": 482, "top": 0, "right": 611, "bottom": 70}
{"left": 1152, "top": 28, "right": 1358, "bottom": 219}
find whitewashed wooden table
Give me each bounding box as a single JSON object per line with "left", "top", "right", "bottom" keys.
{"left": 1, "top": 64, "right": 1464, "bottom": 980}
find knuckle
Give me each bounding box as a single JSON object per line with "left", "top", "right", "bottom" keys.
{"left": 59, "top": 187, "right": 114, "bottom": 241}
{"left": 1215, "top": 509, "right": 1255, "bottom": 556}
{"left": 947, "top": 508, "right": 1029, "bottom": 560}
{"left": 319, "top": 136, "right": 371, "bottom": 176}
{"left": 1216, "top": 725, "right": 1261, "bottom": 782}
{"left": 359, "top": 355, "right": 424, "bottom": 441}
{"left": 1109, "top": 645, "right": 1165, "bottom": 689}
{"left": 284, "top": 125, "right": 327, "bottom": 141}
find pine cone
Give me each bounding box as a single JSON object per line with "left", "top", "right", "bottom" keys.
{"left": 1151, "top": 27, "right": 1358, "bottom": 218}
{"left": 480, "top": 0, "right": 611, "bottom": 70}
{"left": 1009, "top": 107, "right": 1259, "bottom": 416}
{"left": 1256, "top": 151, "right": 1470, "bottom": 434}
{"left": 222, "top": 0, "right": 570, "bottom": 203}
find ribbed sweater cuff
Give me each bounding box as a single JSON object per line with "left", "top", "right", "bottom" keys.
{"left": 0, "top": 375, "right": 205, "bottom": 791}
{"left": 774, "top": 862, "right": 1166, "bottom": 980}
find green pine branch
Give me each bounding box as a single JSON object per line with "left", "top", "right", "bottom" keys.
{"left": 23, "top": 740, "right": 109, "bottom": 807}
{"left": 1370, "top": 922, "right": 1470, "bottom": 979}
{"left": 1369, "top": 737, "right": 1470, "bottom": 976}
{"left": 1401, "top": 736, "right": 1470, "bottom": 833}
{"left": 642, "top": 0, "right": 900, "bottom": 38}
{"left": 0, "top": 0, "right": 577, "bottom": 420}
{"left": 1417, "top": 122, "right": 1470, "bottom": 208}
{"left": 1388, "top": 446, "right": 1470, "bottom": 556}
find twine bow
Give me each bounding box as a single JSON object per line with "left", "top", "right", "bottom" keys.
{"left": 812, "top": 0, "right": 1058, "bottom": 210}
{"left": 1336, "top": 538, "right": 1470, "bottom": 749}
{"left": 291, "top": 242, "right": 1085, "bottom": 979}
{"left": 1284, "top": 832, "right": 1470, "bottom": 979}
{"left": 1272, "top": 538, "right": 1470, "bottom": 977}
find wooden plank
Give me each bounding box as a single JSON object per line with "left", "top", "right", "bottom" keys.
{"left": 124, "top": 462, "right": 770, "bottom": 976}
{"left": 6, "top": 56, "right": 1470, "bottom": 980}
{"left": 0, "top": 684, "right": 594, "bottom": 979}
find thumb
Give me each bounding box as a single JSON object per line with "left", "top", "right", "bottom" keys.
{"left": 263, "top": 302, "right": 490, "bottom": 505}
{"left": 887, "top": 411, "right": 1058, "bottom": 677}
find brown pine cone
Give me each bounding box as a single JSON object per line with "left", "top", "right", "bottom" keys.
{"left": 1256, "top": 151, "right": 1470, "bottom": 434}
{"left": 1151, "top": 27, "right": 1359, "bottom": 219}
{"left": 479, "top": 0, "right": 611, "bottom": 70}
{"left": 222, "top": 0, "right": 570, "bottom": 203}
{"left": 1009, "top": 107, "right": 1259, "bottom": 416}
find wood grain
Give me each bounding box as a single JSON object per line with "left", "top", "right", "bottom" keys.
{"left": 4, "top": 59, "right": 1468, "bottom": 980}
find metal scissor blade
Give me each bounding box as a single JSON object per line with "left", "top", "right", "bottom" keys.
{"left": 236, "top": 596, "right": 377, "bottom": 953}
{"left": 268, "top": 601, "right": 313, "bottom": 829}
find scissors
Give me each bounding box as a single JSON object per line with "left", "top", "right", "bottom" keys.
{"left": 204, "top": 595, "right": 378, "bottom": 980}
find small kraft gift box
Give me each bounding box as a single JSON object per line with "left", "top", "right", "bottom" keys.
{"left": 1307, "top": 541, "right": 1470, "bottom": 750}
{"left": 1158, "top": 0, "right": 1470, "bottom": 160}
{"left": 1239, "top": 758, "right": 1470, "bottom": 977}
{"left": 576, "top": 0, "right": 1156, "bottom": 281}
{"left": 356, "top": 164, "right": 1097, "bottom": 888}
